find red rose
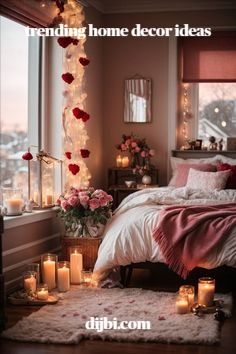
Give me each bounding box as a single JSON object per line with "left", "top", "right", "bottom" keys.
{"left": 62, "top": 72, "right": 74, "bottom": 84}
{"left": 80, "top": 149, "right": 90, "bottom": 158}
{"left": 65, "top": 152, "right": 72, "bottom": 159}
{"left": 57, "top": 37, "right": 73, "bottom": 48}
{"left": 81, "top": 112, "right": 90, "bottom": 122}
{"left": 22, "top": 152, "right": 33, "bottom": 160}
{"left": 79, "top": 57, "right": 90, "bottom": 67}
{"left": 68, "top": 164, "right": 80, "bottom": 175}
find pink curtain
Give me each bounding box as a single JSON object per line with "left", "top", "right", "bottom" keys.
{"left": 181, "top": 32, "right": 236, "bottom": 82}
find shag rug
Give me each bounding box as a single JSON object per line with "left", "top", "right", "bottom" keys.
{"left": 2, "top": 287, "right": 232, "bottom": 345}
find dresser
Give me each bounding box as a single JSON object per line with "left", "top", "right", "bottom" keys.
{"left": 108, "top": 167, "right": 158, "bottom": 209}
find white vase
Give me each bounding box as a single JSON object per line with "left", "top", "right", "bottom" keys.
{"left": 142, "top": 175, "right": 152, "bottom": 185}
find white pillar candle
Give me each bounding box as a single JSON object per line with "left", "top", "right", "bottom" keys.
{"left": 37, "top": 288, "right": 49, "bottom": 300}
{"left": 33, "top": 191, "right": 39, "bottom": 204}
{"left": 57, "top": 266, "right": 70, "bottom": 292}
{"left": 198, "top": 281, "right": 215, "bottom": 307}
{"left": 5, "top": 198, "right": 23, "bottom": 215}
{"left": 24, "top": 276, "right": 36, "bottom": 293}
{"left": 43, "top": 259, "right": 56, "bottom": 290}
{"left": 176, "top": 295, "right": 189, "bottom": 314}
{"left": 70, "top": 251, "right": 83, "bottom": 284}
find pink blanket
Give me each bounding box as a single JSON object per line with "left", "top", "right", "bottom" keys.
{"left": 152, "top": 203, "right": 236, "bottom": 279}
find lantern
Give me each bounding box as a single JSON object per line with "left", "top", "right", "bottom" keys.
{"left": 29, "top": 150, "right": 62, "bottom": 209}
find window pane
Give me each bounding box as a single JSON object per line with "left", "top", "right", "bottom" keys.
{"left": 0, "top": 16, "right": 28, "bottom": 196}
{"left": 198, "top": 83, "right": 236, "bottom": 140}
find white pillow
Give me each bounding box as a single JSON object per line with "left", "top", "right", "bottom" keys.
{"left": 186, "top": 168, "right": 231, "bottom": 191}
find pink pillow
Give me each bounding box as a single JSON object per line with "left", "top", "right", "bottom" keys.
{"left": 169, "top": 163, "right": 216, "bottom": 187}
{"left": 186, "top": 168, "right": 231, "bottom": 191}
{"left": 217, "top": 163, "right": 236, "bottom": 189}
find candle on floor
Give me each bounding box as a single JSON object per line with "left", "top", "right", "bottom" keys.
{"left": 23, "top": 271, "right": 37, "bottom": 294}
{"left": 41, "top": 253, "right": 58, "bottom": 291}
{"left": 121, "top": 156, "right": 129, "bottom": 168}
{"left": 26, "top": 263, "right": 40, "bottom": 285}
{"left": 70, "top": 247, "right": 83, "bottom": 284}
{"left": 176, "top": 295, "right": 189, "bottom": 314}
{"left": 198, "top": 277, "right": 215, "bottom": 307}
{"left": 57, "top": 262, "right": 70, "bottom": 292}
{"left": 179, "top": 285, "right": 195, "bottom": 308}
{"left": 37, "top": 284, "right": 49, "bottom": 300}
{"left": 116, "top": 155, "right": 122, "bottom": 167}
{"left": 81, "top": 269, "right": 93, "bottom": 286}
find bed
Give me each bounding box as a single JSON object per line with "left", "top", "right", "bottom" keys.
{"left": 93, "top": 154, "right": 236, "bottom": 285}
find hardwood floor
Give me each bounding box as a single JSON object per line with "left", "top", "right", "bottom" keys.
{"left": 1, "top": 268, "right": 236, "bottom": 354}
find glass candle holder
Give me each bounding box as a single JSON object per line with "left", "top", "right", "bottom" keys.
{"left": 57, "top": 261, "right": 70, "bottom": 292}
{"left": 81, "top": 269, "right": 93, "bottom": 286}
{"left": 23, "top": 271, "right": 37, "bottom": 295}
{"left": 25, "top": 263, "right": 40, "bottom": 285}
{"left": 69, "top": 247, "right": 83, "bottom": 284}
{"left": 179, "top": 285, "right": 195, "bottom": 308}
{"left": 198, "top": 277, "right": 215, "bottom": 307}
{"left": 2, "top": 188, "right": 24, "bottom": 216}
{"left": 116, "top": 155, "right": 122, "bottom": 167}
{"left": 41, "top": 253, "right": 58, "bottom": 291}
{"left": 175, "top": 294, "right": 189, "bottom": 314}
{"left": 36, "top": 284, "right": 49, "bottom": 301}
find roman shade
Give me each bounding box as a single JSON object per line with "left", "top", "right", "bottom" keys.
{"left": 181, "top": 31, "right": 236, "bottom": 82}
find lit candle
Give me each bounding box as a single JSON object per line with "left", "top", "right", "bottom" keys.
{"left": 82, "top": 270, "right": 92, "bottom": 286}
{"left": 70, "top": 249, "right": 83, "bottom": 284}
{"left": 57, "top": 263, "right": 70, "bottom": 292}
{"left": 176, "top": 295, "right": 189, "bottom": 314}
{"left": 33, "top": 191, "right": 39, "bottom": 205}
{"left": 116, "top": 155, "right": 122, "bottom": 167}
{"left": 43, "top": 259, "right": 56, "bottom": 290}
{"left": 121, "top": 156, "right": 129, "bottom": 168}
{"left": 24, "top": 275, "right": 36, "bottom": 293}
{"left": 37, "top": 285, "right": 49, "bottom": 300}
{"left": 179, "top": 285, "right": 195, "bottom": 308}
{"left": 46, "top": 194, "right": 53, "bottom": 205}
{"left": 5, "top": 198, "right": 23, "bottom": 215}
{"left": 198, "top": 277, "right": 215, "bottom": 307}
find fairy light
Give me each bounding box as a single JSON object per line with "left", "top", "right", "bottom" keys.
{"left": 61, "top": 0, "right": 91, "bottom": 190}
{"left": 182, "top": 84, "right": 192, "bottom": 142}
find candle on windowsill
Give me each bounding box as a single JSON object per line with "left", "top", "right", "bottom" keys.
{"left": 176, "top": 295, "right": 189, "bottom": 314}
{"left": 33, "top": 191, "right": 39, "bottom": 205}
{"left": 179, "top": 285, "right": 195, "bottom": 308}
{"left": 45, "top": 194, "right": 53, "bottom": 206}
{"left": 5, "top": 198, "right": 24, "bottom": 215}
{"left": 57, "top": 262, "right": 70, "bottom": 292}
{"left": 116, "top": 155, "right": 122, "bottom": 167}
{"left": 198, "top": 277, "right": 215, "bottom": 307}
{"left": 37, "top": 284, "right": 49, "bottom": 300}
{"left": 121, "top": 156, "right": 129, "bottom": 168}
{"left": 70, "top": 247, "right": 83, "bottom": 284}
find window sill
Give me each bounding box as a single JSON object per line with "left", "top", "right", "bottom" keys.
{"left": 3, "top": 208, "right": 57, "bottom": 230}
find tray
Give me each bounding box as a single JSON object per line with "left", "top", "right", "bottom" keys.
{"left": 8, "top": 291, "right": 59, "bottom": 306}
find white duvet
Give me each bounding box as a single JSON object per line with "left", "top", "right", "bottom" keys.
{"left": 93, "top": 187, "right": 236, "bottom": 281}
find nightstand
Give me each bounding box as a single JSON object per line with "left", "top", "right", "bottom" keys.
{"left": 108, "top": 167, "right": 158, "bottom": 209}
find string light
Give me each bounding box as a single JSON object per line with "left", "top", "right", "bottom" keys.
{"left": 182, "top": 84, "right": 192, "bottom": 143}
{"left": 61, "top": 0, "right": 91, "bottom": 190}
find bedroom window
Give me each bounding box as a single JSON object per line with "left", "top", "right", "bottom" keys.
{"left": 0, "top": 16, "right": 41, "bottom": 198}
{"left": 180, "top": 31, "right": 236, "bottom": 144}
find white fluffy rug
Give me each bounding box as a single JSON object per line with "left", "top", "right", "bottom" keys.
{"left": 2, "top": 287, "right": 232, "bottom": 345}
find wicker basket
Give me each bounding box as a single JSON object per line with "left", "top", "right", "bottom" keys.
{"left": 61, "top": 236, "right": 102, "bottom": 270}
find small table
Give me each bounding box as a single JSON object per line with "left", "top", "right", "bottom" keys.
{"left": 108, "top": 184, "right": 159, "bottom": 209}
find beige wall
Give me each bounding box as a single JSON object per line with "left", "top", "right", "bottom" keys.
{"left": 102, "top": 10, "right": 236, "bottom": 186}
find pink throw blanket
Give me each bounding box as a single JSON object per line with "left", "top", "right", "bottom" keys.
{"left": 152, "top": 204, "right": 236, "bottom": 279}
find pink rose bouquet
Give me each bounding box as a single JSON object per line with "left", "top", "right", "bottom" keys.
{"left": 116, "top": 134, "right": 155, "bottom": 175}
{"left": 57, "top": 187, "right": 113, "bottom": 237}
